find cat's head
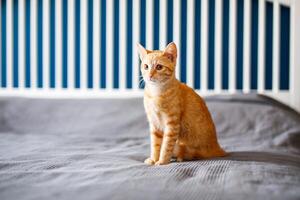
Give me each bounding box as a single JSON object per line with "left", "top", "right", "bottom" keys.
{"left": 138, "top": 42, "right": 177, "bottom": 86}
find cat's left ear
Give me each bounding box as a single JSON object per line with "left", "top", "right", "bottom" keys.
{"left": 163, "top": 42, "right": 177, "bottom": 63}
{"left": 137, "top": 43, "right": 149, "bottom": 61}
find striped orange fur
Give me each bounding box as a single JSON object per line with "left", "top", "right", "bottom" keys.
{"left": 138, "top": 42, "right": 226, "bottom": 165}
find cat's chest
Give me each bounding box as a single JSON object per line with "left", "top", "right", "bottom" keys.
{"left": 144, "top": 99, "right": 169, "bottom": 130}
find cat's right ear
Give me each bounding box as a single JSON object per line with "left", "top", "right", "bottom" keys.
{"left": 163, "top": 42, "right": 177, "bottom": 63}
{"left": 137, "top": 43, "right": 148, "bottom": 61}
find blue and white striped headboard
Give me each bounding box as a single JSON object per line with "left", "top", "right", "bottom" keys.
{"left": 0, "top": 0, "right": 300, "bottom": 111}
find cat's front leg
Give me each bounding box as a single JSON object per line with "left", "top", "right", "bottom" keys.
{"left": 155, "top": 122, "right": 180, "bottom": 165}
{"left": 144, "top": 125, "right": 163, "bottom": 165}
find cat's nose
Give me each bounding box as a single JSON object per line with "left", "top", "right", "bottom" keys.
{"left": 149, "top": 74, "right": 155, "bottom": 81}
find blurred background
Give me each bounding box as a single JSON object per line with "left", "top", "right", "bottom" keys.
{"left": 0, "top": 0, "right": 292, "bottom": 93}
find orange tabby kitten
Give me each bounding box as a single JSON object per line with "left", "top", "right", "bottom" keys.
{"left": 138, "top": 42, "right": 226, "bottom": 165}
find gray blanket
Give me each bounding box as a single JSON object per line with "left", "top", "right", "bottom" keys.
{"left": 0, "top": 94, "right": 299, "bottom": 200}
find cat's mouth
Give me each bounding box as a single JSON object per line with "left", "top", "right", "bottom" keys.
{"left": 146, "top": 77, "right": 169, "bottom": 85}
{"left": 148, "top": 77, "right": 158, "bottom": 83}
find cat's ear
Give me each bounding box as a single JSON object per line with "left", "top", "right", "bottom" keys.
{"left": 137, "top": 43, "right": 149, "bottom": 61}
{"left": 163, "top": 42, "right": 177, "bottom": 63}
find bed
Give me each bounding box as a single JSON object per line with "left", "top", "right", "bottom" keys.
{"left": 0, "top": 94, "right": 299, "bottom": 200}
{"left": 1, "top": 0, "right": 300, "bottom": 199}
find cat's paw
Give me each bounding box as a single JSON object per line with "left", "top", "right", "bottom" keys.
{"left": 176, "top": 157, "right": 184, "bottom": 162}
{"left": 144, "top": 158, "right": 155, "bottom": 165}
{"left": 155, "top": 160, "right": 170, "bottom": 166}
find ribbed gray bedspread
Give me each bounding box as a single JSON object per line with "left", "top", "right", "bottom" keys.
{"left": 0, "top": 94, "right": 299, "bottom": 200}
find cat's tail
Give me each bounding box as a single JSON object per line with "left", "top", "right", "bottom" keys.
{"left": 181, "top": 145, "right": 228, "bottom": 160}
{"left": 209, "top": 139, "right": 228, "bottom": 158}
{"left": 214, "top": 147, "right": 228, "bottom": 157}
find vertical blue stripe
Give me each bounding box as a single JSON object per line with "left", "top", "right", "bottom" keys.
{"left": 208, "top": 0, "right": 215, "bottom": 89}
{"left": 139, "top": 0, "right": 146, "bottom": 89}
{"left": 25, "top": 0, "right": 30, "bottom": 88}
{"left": 13, "top": 0, "right": 19, "bottom": 88}
{"left": 37, "top": 0, "right": 43, "bottom": 88}
{"left": 62, "top": 0, "right": 68, "bottom": 88}
{"left": 75, "top": 0, "right": 80, "bottom": 88}
{"left": 166, "top": 0, "right": 173, "bottom": 44}
{"left": 222, "top": 0, "right": 229, "bottom": 90}
{"left": 251, "top": 0, "right": 258, "bottom": 90}
{"left": 194, "top": 0, "right": 201, "bottom": 89}
{"left": 0, "top": 0, "right": 6, "bottom": 87}
{"left": 153, "top": 0, "right": 159, "bottom": 49}
{"left": 87, "top": 0, "right": 93, "bottom": 88}
{"left": 180, "top": 0, "right": 187, "bottom": 83}
{"left": 50, "top": 0, "right": 55, "bottom": 88}
{"left": 126, "top": 0, "right": 133, "bottom": 88}
{"left": 1, "top": 0, "right": 7, "bottom": 87}
{"left": 100, "top": 0, "right": 106, "bottom": 88}
{"left": 265, "top": 2, "right": 273, "bottom": 90}
{"left": 236, "top": 0, "right": 244, "bottom": 90}
{"left": 140, "top": 0, "right": 146, "bottom": 47}
{"left": 280, "top": 6, "right": 290, "bottom": 90}
{"left": 113, "top": 0, "right": 119, "bottom": 88}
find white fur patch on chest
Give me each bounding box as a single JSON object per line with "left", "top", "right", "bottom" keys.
{"left": 145, "top": 100, "right": 166, "bottom": 131}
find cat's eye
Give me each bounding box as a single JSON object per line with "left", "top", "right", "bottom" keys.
{"left": 156, "top": 64, "right": 163, "bottom": 70}
{"left": 144, "top": 64, "right": 149, "bottom": 70}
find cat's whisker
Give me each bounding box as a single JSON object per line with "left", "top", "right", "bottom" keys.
{"left": 139, "top": 78, "right": 145, "bottom": 88}
{"left": 139, "top": 81, "right": 145, "bottom": 88}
